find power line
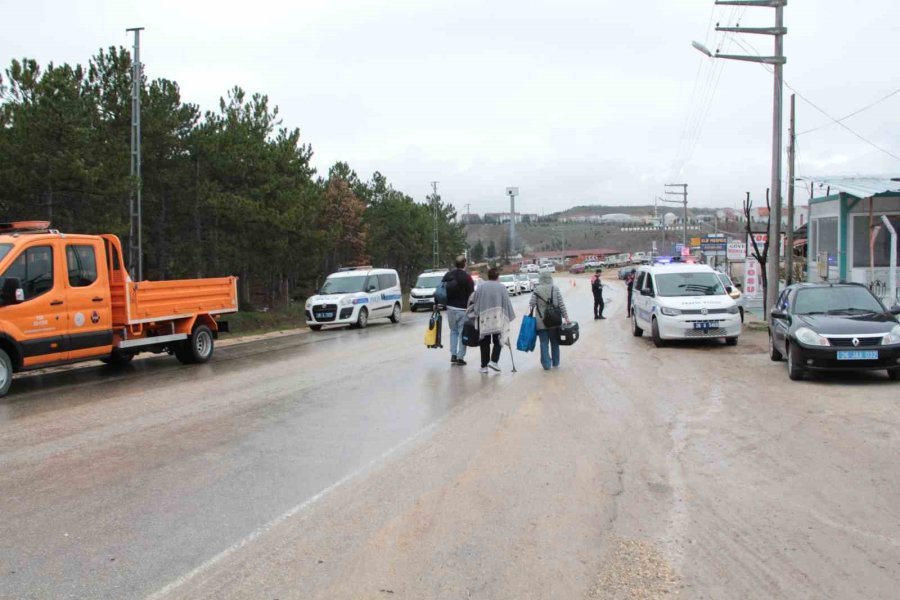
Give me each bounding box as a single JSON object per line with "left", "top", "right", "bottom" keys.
{"left": 798, "top": 84, "right": 900, "bottom": 136}
{"left": 728, "top": 36, "right": 900, "bottom": 164}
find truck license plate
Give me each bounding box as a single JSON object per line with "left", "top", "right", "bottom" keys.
{"left": 317, "top": 312, "right": 334, "bottom": 319}
{"left": 693, "top": 321, "right": 719, "bottom": 330}
{"left": 837, "top": 350, "right": 878, "bottom": 360}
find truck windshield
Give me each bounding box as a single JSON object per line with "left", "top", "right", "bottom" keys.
{"left": 656, "top": 272, "right": 725, "bottom": 297}
{"left": 321, "top": 276, "right": 367, "bottom": 294}
{"left": 415, "top": 275, "right": 444, "bottom": 289}
{"left": 0, "top": 244, "right": 11, "bottom": 264}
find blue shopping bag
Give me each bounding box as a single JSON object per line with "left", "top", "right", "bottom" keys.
{"left": 516, "top": 313, "right": 538, "bottom": 352}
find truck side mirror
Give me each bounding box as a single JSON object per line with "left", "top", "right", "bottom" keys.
{"left": 770, "top": 310, "right": 789, "bottom": 321}
{"left": 2, "top": 278, "right": 23, "bottom": 305}
{"left": 640, "top": 288, "right": 654, "bottom": 297}
{"left": 890, "top": 304, "right": 900, "bottom": 316}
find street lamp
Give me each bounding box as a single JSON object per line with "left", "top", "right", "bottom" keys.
{"left": 691, "top": 0, "right": 786, "bottom": 314}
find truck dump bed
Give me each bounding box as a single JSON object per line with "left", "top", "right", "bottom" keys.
{"left": 122, "top": 277, "right": 238, "bottom": 325}
{"left": 102, "top": 235, "right": 238, "bottom": 327}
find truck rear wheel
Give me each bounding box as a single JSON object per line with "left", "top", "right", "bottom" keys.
{"left": 175, "top": 324, "right": 214, "bottom": 364}
{"left": 0, "top": 349, "right": 12, "bottom": 398}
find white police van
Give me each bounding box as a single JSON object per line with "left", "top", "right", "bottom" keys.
{"left": 630, "top": 259, "right": 741, "bottom": 347}
{"left": 305, "top": 266, "right": 403, "bottom": 330}
{"left": 408, "top": 269, "right": 448, "bottom": 312}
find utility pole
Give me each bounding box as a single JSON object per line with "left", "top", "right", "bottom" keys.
{"left": 431, "top": 181, "right": 439, "bottom": 268}
{"left": 709, "top": 0, "right": 786, "bottom": 315}
{"left": 786, "top": 93, "right": 796, "bottom": 284}
{"left": 127, "top": 26, "right": 145, "bottom": 282}
{"left": 506, "top": 187, "right": 519, "bottom": 258}
{"left": 664, "top": 184, "right": 688, "bottom": 251}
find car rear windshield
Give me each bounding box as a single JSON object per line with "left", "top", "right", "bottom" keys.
{"left": 321, "top": 275, "right": 367, "bottom": 294}
{"left": 656, "top": 272, "right": 725, "bottom": 297}
{"left": 499, "top": 275, "right": 515, "bottom": 282}
{"left": 415, "top": 275, "right": 444, "bottom": 289}
{"left": 793, "top": 287, "right": 884, "bottom": 315}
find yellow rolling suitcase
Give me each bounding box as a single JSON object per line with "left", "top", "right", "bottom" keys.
{"left": 425, "top": 309, "right": 443, "bottom": 348}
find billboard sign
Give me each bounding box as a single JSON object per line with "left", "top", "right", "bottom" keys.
{"left": 727, "top": 241, "right": 746, "bottom": 260}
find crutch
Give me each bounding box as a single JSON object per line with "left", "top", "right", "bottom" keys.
{"left": 506, "top": 338, "right": 517, "bottom": 373}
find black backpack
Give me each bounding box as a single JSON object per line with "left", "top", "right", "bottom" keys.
{"left": 535, "top": 290, "right": 562, "bottom": 328}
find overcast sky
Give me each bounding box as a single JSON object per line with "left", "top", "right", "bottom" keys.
{"left": 3, "top": 0, "right": 899, "bottom": 213}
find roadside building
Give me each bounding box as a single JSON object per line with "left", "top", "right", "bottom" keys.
{"left": 803, "top": 176, "right": 900, "bottom": 305}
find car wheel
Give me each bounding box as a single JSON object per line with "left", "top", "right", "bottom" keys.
{"left": 787, "top": 342, "right": 805, "bottom": 381}
{"left": 355, "top": 307, "right": 369, "bottom": 329}
{"left": 0, "top": 349, "right": 12, "bottom": 398}
{"left": 309, "top": 324, "right": 322, "bottom": 331}
{"left": 888, "top": 369, "right": 900, "bottom": 381}
{"left": 725, "top": 336, "right": 738, "bottom": 346}
{"left": 631, "top": 314, "right": 643, "bottom": 337}
{"left": 769, "top": 332, "right": 784, "bottom": 361}
{"left": 389, "top": 303, "right": 401, "bottom": 324}
{"left": 651, "top": 318, "right": 665, "bottom": 348}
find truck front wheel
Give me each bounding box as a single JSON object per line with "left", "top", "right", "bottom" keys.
{"left": 0, "top": 349, "right": 12, "bottom": 397}
{"left": 175, "top": 324, "right": 215, "bottom": 364}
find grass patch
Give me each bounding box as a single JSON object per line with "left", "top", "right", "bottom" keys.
{"left": 220, "top": 304, "right": 307, "bottom": 338}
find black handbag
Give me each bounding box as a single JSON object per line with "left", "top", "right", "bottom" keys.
{"left": 462, "top": 320, "right": 481, "bottom": 347}
{"left": 536, "top": 291, "right": 563, "bottom": 328}
{"left": 558, "top": 322, "right": 579, "bottom": 346}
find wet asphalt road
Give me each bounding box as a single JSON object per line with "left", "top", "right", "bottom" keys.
{"left": 3, "top": 277, "right": 900, "bottom": 599}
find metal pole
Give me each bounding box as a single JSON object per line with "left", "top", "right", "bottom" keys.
{"left": 683, "top": 186, "right": 688, "bottom": 249}
{"left": 786, "top": 93, "right": 796, "bottom": 284}
{"left": 765, "top": 3, "right": 784, "bottom": 315}
{"left": 431, "top": 181, "right": 439, "bottom": 267}
{"left": 127, "top": 27, "right": 144, "bottom": 282}
{"left": 882, "top": 215, "right": 897, "bottom": 307}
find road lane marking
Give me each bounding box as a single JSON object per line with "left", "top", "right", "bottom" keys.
{"left": 146, "top": 418, "right": 443, "bottom": 600}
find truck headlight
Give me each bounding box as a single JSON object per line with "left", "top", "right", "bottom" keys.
{"left": 883, "top": 325, "right": 900, "bottom": 345}
{"left": 660, "top": 306, "right": 682, "bottom": 316}
{"left": 795, "top": 327, "right": 830, "bottom": 347}
{"left": 305, "top": 298, "right": 314, "bottom": 308}
{"left": 340, "top": 296, "right": 353, "bottom": 306}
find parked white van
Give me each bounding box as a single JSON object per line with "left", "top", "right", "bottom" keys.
{"left": 630, "top": 261, "right": 741, "bottom": 347}
{"left": 409, "top": 269, "right": 448, "bottom": 312}
{"left": 306, "top": 266, "right": 402, "bottom": 330}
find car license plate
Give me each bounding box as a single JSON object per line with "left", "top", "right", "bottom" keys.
{"left": 317, "top": 312, "right": 334, "bottom": 319}
{"left": 693, "top": 321, "right": 719, "bottom": 330}
{"left": 836, "top": 350, "right": 878, "bottom": 360}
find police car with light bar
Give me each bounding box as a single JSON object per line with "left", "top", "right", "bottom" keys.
{"left": 630, "top": 258, "right": 741, "bottom": 347}
{"left": 305, "top": 267, "right": 403, "bottom": 330}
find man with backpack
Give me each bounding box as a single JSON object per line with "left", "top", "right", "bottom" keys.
{"left": 441, "top": 256, "right": 476, "bottom": 366}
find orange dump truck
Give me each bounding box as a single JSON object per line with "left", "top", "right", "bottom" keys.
{"left": 0, "top": 221, "right": 238, "bottom": 396}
